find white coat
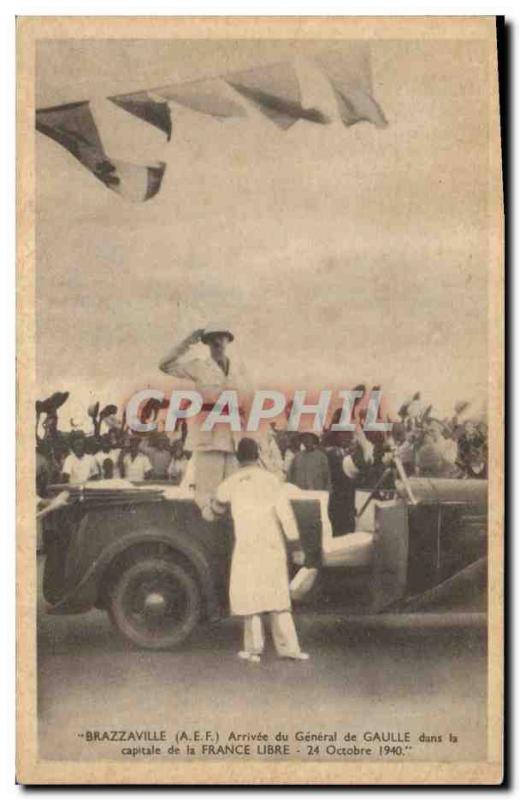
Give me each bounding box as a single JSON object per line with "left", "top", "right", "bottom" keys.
{"left": 216, "top": 466, "right": 299, "bottom": 616}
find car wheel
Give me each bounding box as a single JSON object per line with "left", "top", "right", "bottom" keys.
{"left": 108, "top": 557, "right": 202, "bottom": 650}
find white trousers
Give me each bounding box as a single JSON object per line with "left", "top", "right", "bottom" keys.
{"left": 243, "top": 611, "right": 302, "bottom": 657}
{"left": 194, "top": 451, "right": 238, "bottom": 516}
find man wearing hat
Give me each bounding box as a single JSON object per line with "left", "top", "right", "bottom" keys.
{"left": 159, "top": 324, "right": 252, "bottom": 516}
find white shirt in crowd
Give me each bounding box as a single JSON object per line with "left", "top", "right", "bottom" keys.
{"left": 123, "top": 452, "right": 153, "bottom": 481}
{"left": 62, "top": 453, "right": 99, "bottom": 483}
{"left": 95, "top": 448, "right": 121, "bottom": 478}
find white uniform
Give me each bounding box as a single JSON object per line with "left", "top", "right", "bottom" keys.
{"left": 216, "top": 466, "right": 305, "bottom": 658}
{"left": 160, "top": 337, "right": 252, "bottom": 512}
{"left": 160, "top": 341, "right": 252, "bottom": 453}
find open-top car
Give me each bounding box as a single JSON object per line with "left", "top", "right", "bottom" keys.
{"left": 40, "top": 474, "right": 488, "bottom": 649}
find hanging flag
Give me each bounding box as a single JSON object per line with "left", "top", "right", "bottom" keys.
{"left": 154, "top": 78, "right": 246, "bottom": 119}
{"left": 36, "top": 48, "right": 387, "bottom": 201}
{"left": 107, "top": 158, "right": 166, "bottom": 202}
{"left": 316, "top": 49, "right": 388, "bottom": 129}
{"left": 227, "top": 62, "right": 326, "bottom": 130}
{"left": 36, "top": 100, "right": 166, "bottom": 201}
{"left": 109, "top": 90, "right": 172, "bottom": 140}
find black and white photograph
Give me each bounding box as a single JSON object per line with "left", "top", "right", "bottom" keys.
{"left": 16, "top": 15, "right": 503, "bottom": 785}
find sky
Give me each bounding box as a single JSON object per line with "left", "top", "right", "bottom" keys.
{"left": 35, "top": 38, "right": 491, "bottom": 428}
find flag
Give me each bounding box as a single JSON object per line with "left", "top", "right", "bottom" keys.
{"left": 316, "top": 48, "right": 388, "bottom": 129}
{"left": 36, "top": 100, "right": 167, "bottom": 201}
{"left": 109, "top": 90, "right": 172, "bottom": 140}
{"left": 227, "top": 62, "right": 326, "bottom": 129}
{"left": 36, "top": 48, "right": 387, "bottom": 202}
{"left": 106, "top": 159, "right": 166, "bottom": 202}
{"left": 154, "top": 78, "right": 246, "bottom": 119}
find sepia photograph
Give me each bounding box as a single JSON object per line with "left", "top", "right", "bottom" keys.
{"left": 16, "top": 15, "right": 504, "bottom": 785}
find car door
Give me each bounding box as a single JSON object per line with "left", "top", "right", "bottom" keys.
{"left": 370, "top": 501, "right": 409, "bottom": 612}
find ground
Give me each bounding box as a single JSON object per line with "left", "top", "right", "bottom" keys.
{"left": 37, "top": 557, "right": 488, "bottom": 763}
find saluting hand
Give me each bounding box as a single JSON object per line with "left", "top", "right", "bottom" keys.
{"left": 188, "top": 328, "right": 205, "bottom": 345}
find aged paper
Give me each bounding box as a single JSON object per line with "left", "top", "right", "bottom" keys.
{"left": 17, "top": 16, "right": 504, "bottom": 785}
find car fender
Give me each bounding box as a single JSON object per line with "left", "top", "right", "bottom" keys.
{"left": 48, "top": 527, "right": 219, "bottom": 617}
{"left": 400, "top": 556, "right": 487, "bottom": 613}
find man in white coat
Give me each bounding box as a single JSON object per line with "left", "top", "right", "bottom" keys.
{"left": 213, "top": 437, "right": 309, "bottom": 663}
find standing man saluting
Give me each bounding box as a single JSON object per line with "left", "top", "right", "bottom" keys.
{"left": 159, "top": 324, "right": 252, "bottom": 517}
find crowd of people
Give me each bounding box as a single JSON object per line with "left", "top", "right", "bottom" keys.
{"left": 36, "top": 411, "right": 190, "bottom": 497}
{"left": 34, "top": 334, "right": 489, "bottom": 666}
{"left": 34, "top": 325, "right": 490, "bottom": 665}
{"left": 35, "top": 384, "right": 488, "bottom": 529}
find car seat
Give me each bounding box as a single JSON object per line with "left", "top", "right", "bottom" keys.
{"left": 287, "top": 486, "right": 376, "bottom": 569}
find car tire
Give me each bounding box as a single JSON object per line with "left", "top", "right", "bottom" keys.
{"left": 108, "top": 557, "right": 202, "bottom": 650}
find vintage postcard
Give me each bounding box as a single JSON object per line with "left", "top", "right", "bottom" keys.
{"left": 17, "top": 16, "right": 504, "bottom": 785}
